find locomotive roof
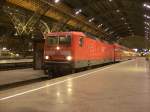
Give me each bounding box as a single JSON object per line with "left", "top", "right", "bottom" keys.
{"left": 47, "top": 31, "right": 113, "bottom": 44}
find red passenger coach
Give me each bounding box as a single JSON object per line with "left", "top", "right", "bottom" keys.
{"left": 43, "top": 31, "right": 135, "bottom": 76}
{"left": 114, "top": 44, "right": 135, "bottom": 61}
{"left": 114, "top": 44, "right": 124, "bottom": 61}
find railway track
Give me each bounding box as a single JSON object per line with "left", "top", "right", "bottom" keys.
{"left": 0, "top": 62, "right": 33, "bottom": 71}
{"left": 0, "top": 77, "right": 47, "bottom": 91}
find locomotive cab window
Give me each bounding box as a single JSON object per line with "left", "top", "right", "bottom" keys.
{"left": 79, "top": 37, "right": 84, "bottom": 47}
{"left": 59, "top": 36, "right": 71, "bottom": 45}
{"left": 47, "top": 35, "right": 71, "bottom": 46}
{"left": 47, "top": 36, "right": 58, "bottom": 45}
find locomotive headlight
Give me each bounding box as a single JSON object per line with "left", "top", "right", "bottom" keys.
{"left": 45, "top": 56, "right": 49, "bottom": 60}
{"left": 56, "top": 46, "right": 60, "bottom": 50}
{"left": 66, "top": 56, "right": 72, "bottom": 61}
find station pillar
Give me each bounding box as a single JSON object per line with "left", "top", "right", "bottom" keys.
{"left": 33, "top": 40, "right": 44, "bottom": 70}
{"left": 32, "top": 30, "right": 45, "bottom": 70}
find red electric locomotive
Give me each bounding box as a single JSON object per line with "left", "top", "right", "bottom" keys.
{"left": 43, "top": 31, "right": 135, "bottom": 76}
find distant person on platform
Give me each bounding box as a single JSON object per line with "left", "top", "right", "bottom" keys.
{"left": 146, "top": 54, "right": 150, "bottom": 62}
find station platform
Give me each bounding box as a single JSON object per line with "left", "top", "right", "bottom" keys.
{"left": 0, "top": 58, "right": 150, "bottom": 112}
{"left": 0, "top": 59, "right": 33, "bottom": 64}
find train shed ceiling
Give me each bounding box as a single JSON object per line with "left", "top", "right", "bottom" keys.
{"left": 0, "top": 0, "right": 150, "bottom": 44}
{"left": 64, "top": 0, "right": 145, "bottom": 37}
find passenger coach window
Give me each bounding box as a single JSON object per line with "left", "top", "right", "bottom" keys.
{"left": 79, "top": 37, "right": 84, "bottom": 47}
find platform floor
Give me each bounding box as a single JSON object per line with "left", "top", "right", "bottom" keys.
{"left": 0, "top": 59, "right": 32, "bottom": 64}
{"left": 0, "top": 58, "right": 150, "bottom": 112}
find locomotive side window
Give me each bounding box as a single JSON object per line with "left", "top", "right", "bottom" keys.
{"left": 79, "top": 37, "right": 84, "bottom": 47}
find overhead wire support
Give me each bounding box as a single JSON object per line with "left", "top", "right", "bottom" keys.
{"left": 20, "top": 0, "right": 50, "bottom": 35}
{"left": 3, "top": 0, "right": 51, "bottom": 36}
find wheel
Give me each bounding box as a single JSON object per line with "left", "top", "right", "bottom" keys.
{"left": 71, "top": 69, "right": 75, "bottom": 74}
{"left": 44, "top": 69, "right": 48, "bottom": 75}
{"left": 47, "top": 69, "right": 53, "bottom": 79}
{"left": 87, "top": 66, "right": 91, "bottom": 70}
